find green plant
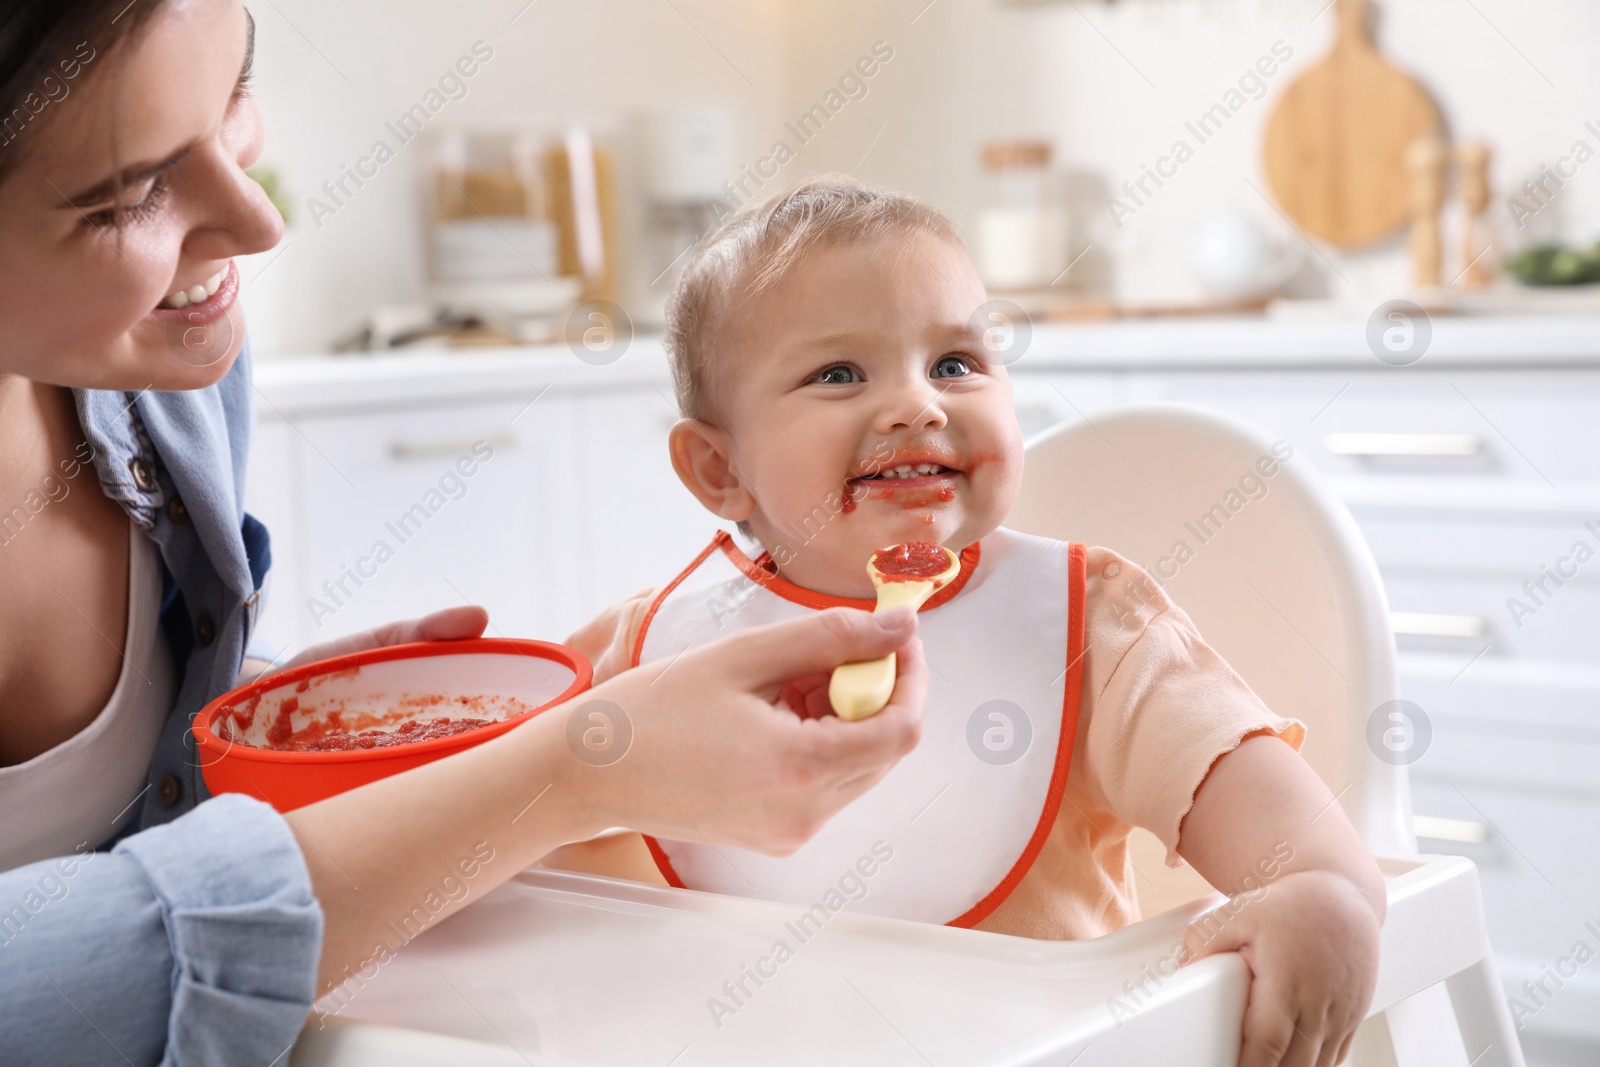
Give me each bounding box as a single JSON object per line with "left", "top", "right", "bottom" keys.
{"left": 248, "top": 166, "right": 291, "bottom": 226}
{"left": 1504, "top": 242, "right": 1600, "bottom": 286}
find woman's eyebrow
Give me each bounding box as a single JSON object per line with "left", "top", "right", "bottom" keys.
{"left": 63, "top": 10, "right": 254, "bottom": 208}
{"left": 66, "top": 146, "right": 194, "bottom": 207}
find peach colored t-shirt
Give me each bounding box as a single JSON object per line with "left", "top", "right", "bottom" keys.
{"left": 563, "top": 542, "right": 1304, "bottom": 942}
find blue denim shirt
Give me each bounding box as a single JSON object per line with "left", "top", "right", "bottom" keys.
{"left": 0, "top": 344, "right": 323, "bottom": 1065}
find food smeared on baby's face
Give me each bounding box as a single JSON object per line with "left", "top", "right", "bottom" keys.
{"left": 872, "top": 540, "right": 951, "bottom": 581}
{"left": 703, "top": 230, "right": 1025, "bottom": 598}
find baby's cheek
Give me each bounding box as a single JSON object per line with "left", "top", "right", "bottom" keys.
{"left": 972, "top": 443, "right": 1025, "bottom": 510}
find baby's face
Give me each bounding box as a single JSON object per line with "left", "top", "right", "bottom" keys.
{"left": 698, "top": 232, "right": 1025, "bottom": 598}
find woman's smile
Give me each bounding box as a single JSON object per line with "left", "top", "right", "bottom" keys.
{"left": 158, "top": 262, "right": 232, "bottom": 310}
{"left": 150, "top": 259, "right": 238, "bottom": 323}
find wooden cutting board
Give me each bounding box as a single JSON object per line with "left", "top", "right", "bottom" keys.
{"left": 1262, "top": 0, "right": 1440, "bottom": 248}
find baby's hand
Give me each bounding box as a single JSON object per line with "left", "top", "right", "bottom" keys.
{"left": 1184, "top": 869, "right": 1380, "bottom": 1067}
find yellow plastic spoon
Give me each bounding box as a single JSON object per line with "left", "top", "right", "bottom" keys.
{"left": 828, "top": 541, "right": 961, "bottom": 721}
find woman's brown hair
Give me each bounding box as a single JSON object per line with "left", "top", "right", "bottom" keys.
{"left": 0, "top": 0, "right": 169, "bottom": 181}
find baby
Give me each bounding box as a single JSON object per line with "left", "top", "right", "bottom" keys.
{"left": 561, "top": 176, "right": 1382, "bottom": 1064}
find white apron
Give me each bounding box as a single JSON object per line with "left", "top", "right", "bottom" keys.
{"left": 635, "top": 526, "right": 1086, "bottom": 927}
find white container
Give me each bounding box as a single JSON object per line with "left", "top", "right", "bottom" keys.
{"left": 976, "top": 140, "right": 1070, "bottom": 290}
{"left": 432, "top": 218, "right": 560, "bottom": 283}
{"left": 1185, "top": 210, "right": 1298, "bottom": 302}
{"left": 643, "top": 102, "right": 739, "bottom": 204}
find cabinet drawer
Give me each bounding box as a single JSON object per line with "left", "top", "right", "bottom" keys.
{"left": 1359, "top": 515, "right": 1600, "bottom": 575}
{"left": 1405, "top": 662, "right": 1600, "bottom": 1018}
{"left": 1398, "top": 655, "right": 1600, "bottom": 759}
{"left": 1121, "top": 369, "right": 1600, "bottom": 489}
{"left": 1410, "top": 774, "right": 1600, "bottom": 1041}
{"left": 1358, "top": 514, "right": 1600, "bottom": 665}
{"left": 1382, "top": 570, "right": 1600, "bottom": 664}
{"left": 282, "top": 397, "right": 565, "bottom": 647}
{"left": 292, "top": 399, "right": 531, "bottom": 473}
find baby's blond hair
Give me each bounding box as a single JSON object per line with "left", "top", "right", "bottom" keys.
{"left": 663, "top": 174, "right": 960, "bottom": 423}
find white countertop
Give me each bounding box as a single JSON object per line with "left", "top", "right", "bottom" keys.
{"left": 253, "top": 316, "right": 1600, "bottom": 414}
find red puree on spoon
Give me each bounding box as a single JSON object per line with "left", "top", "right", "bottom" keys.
{"left": 828, "top": 540, "right": 961, "bottom": 719}
{"left": 872, "top": 540, "right": 951, "bottom": 581}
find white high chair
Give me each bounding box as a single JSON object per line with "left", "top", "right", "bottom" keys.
{"left": 1006, "top": 403, "right": 1523, "bottom": 1067}
{"left": 291, "top": 405, "right": 1523, "bottom": 1067}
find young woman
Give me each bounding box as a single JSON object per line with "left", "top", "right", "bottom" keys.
{"left": 0, "top": 2, "right": 927, "bottom": 1061}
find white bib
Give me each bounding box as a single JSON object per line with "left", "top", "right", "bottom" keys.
{"left": 636, "top": 527, "right": 1086, "bottom": 927}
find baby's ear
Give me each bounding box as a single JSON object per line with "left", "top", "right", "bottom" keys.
{"left": 668, "top": 420, "right": 757, "bottom": 523}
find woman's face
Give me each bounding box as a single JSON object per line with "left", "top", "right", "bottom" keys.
{"left": 0, "top": 0, "right": 280, "bottom": 392}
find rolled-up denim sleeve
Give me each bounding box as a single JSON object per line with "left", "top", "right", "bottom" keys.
{"left": 0, "top": 794, "right": 323, "bottom": 1067}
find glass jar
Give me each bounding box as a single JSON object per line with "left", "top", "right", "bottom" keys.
{"left": 976, "top": 139, "right": 1069, "bottom": 290}
{"left": 431, "top": 128, "right": 559, "bottom": 285}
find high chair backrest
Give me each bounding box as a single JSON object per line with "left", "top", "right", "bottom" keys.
{"left": 1007, "top": 403, "right": 1416, "bottom": 915}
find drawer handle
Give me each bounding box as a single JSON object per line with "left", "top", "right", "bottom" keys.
{"left": 1414, "top": 815, "right": 1490, "bottom": 845}
{"left": 389, "top": 432, "right": 515, "bottom": 461}
{"left": 1390, "top": 612, "right": 1487, "bottom": 638}
{"left": 1325, "top": 432, "right": 1482, "bottom": 457}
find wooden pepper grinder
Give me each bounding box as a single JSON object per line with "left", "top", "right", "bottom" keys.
{"left": 1456, "top": 141, "right": 1494, "bottom": 288}
{"left": 1405, "top": 134, "right": 1447, "bottom": 288}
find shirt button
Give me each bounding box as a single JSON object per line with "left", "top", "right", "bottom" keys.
{"left": 195, "top": 614, "right": 216, "bottom": 647}
{"left": 157, "top": 774, "right": 182, "bottom": 807}
{"left": 166, "top": 496, "right": 190, "bottom": 524}
{"left": 129, "top": 458, "right": 156, "bottom": 492}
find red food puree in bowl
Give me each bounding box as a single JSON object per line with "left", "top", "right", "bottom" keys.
{"left": 265, "top": 709, "right": 497, "bottom": 752}
{"left": 873, "top": 540, "right": 950, "bottom": 581}
{"left": 224, "top": 688, "right": 536, "bottom": 754}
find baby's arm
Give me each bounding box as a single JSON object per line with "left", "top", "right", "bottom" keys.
{"left": 1179, "top": 734, "right": 1384, "bottom": 1067}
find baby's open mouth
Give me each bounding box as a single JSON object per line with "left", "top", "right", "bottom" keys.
{"left": 857, "top": 463, "right": 958, "bottom": 482}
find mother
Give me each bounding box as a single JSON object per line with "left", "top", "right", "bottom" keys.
{"left": 0, "top": 1, "right": 926, "bottom": 1061}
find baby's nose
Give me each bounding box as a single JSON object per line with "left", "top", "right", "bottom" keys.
{"left": 877, "top": 380, "right": 949, "bottom": 433}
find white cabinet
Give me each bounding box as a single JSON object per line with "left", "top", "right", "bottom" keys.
{"left": 560, "top": 388, "right": 726, "bottom": 634}
{"left": 249, "top": 354, "right": 716, "bottom": 653}
{"left": 243, "top": 417, "right": 303, "bottom": 657}
{"left": 252, "top": 397, "right": 555, "bottom": 649}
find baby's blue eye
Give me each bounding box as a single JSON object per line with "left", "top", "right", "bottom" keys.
{"left": 932, "top": 356, "right": 971, "bottom": 379}
{"left": 815, "top": 365, "right": 860, "bottom": 385}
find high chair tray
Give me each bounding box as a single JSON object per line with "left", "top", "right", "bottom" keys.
{"left": 298, "top": 865, "right": 1246, "bottom": 1066}
{"left": 292, "top": 856, "right": 1492, "bottom": 1067}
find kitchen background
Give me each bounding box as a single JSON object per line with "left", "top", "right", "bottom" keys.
{"left": 232, "top": 2, "right": 1600, "bottom": 1064}
{"left": 236, "top": 0, "right": 1600, "bottom": 354}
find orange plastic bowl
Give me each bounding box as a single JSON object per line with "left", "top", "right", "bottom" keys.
{"left": 194, "top": 638, "right": 592, "bottom": 812}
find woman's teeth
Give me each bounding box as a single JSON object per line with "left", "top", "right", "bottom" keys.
{"left": 868, "top": 464, "right": 950, "bottom": 480}
{"left": 160, "top": 267, "right": 227, "bottom": 310}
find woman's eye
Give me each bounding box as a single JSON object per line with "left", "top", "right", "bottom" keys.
{"left": 814, "top": 364, "right": 861, "bottom": 385}
{"left": 932, "top": 355, "right": 972, "bottom": 379}
{"left": 85, "top": 177, "right": 170, "bottom": 230}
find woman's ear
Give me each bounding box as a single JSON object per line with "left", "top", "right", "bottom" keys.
{"left": 668, "top": 419, "right": 757, "bottom": 523}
